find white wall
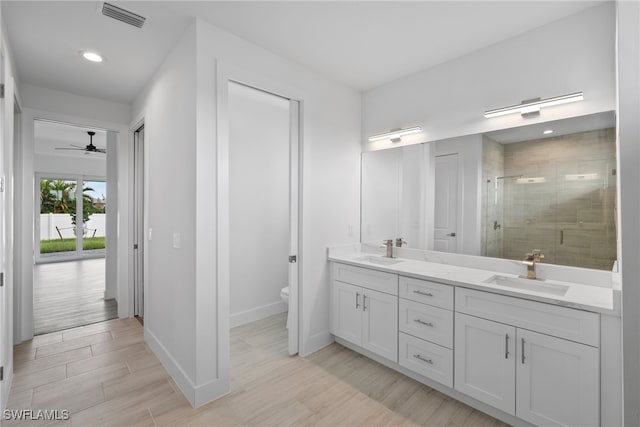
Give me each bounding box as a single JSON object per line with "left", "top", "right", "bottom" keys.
{"left": 34, "top": 152, "right": 106, "bottom": 177}
{"left": 131, "top": 24, "right": 199, "bottom": 401}
{"left": 39, "top": 213, "right": 106, "bottom": 240}
{"left": 362, "top": 3, "right": 615, "bottom": 151}
{"left": 229, "top": 82, "right": 289, "bottom": 327}
{"left": 132, "top": 18, "right": 361, "bottom": 407}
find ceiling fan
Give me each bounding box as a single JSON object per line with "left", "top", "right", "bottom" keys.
{"left": 55, "top": 131, "right": 106, "bottom": 154}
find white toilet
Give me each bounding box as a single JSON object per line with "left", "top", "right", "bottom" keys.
{"left": 280, "top": 286, "right": 289, "bottom": 305}
{"left": 280, "top": 287, "right": 290, "bottom": 329}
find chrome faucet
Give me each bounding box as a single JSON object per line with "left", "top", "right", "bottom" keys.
{"left": 381, "top": 239, "right": 394, "bottom": 258}
{"left": 395, "top": 238, "right": 407, "bottom": 247}
{"left": 522, "top": 249, "right": 544, "bottom": 279}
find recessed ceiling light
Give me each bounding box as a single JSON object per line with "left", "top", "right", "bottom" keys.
{"left": 82, "top": 51, "right": 103, "bottom": 63}
{"left": 543, "top": 129, "right": 554, "bottom": 135}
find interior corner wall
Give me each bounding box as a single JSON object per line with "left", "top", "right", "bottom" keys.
{"left": 131, "top": 24, "right": 199, "bottom": 405}
{"left": 616, "top": 1, "right": 640, "bottom": 425}
{"left": 362, "top": 2, "right": 616, "bottom": 152}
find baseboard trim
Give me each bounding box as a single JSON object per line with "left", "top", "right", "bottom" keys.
{"left": 145, "top": 327, "right": 229, "bottom": 408}
{"left": 230, "top": 301, "right": 287, "bottom": 328}
{"left": 301, "top": 330, "right": 333, "bottom": 357}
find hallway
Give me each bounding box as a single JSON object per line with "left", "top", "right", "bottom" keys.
{"left": 34, "top": 259, "right": 117, "bottom": 335}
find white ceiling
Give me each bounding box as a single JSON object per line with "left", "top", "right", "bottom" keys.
{"left": 3, "top": 1, "right": 605, "bottom": 104}
{"left": 35, "top": 120, "right": 107, "bottom": 158}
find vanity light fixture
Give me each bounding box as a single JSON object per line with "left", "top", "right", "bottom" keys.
{"left": 368, "top": 126, "right": 422, "bottom": 143}
{"left": 484, "top": 92, "right": 584, "bottom": 119}
{"left": 543, "top": 129, "right": 554, "bottom": 135}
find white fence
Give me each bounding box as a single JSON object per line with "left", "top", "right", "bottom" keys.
{"left": 40, "top": 213, "right": 106, "bottom": 240}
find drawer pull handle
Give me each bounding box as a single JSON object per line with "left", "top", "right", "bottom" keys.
{"left": 414, "top": 319, "right": 434, "bottom": 327}
{"left": 521, "top": 338, "right": 526, "bottom": 364}
{"left": 505, "top": 334, "right": 509, "bottom": 359}
{"left": 413, "top": 354, "right": 433, "bottom": 364}
{"left": 413, "top": 290, "right": 434, "bottom": 297}
{"left": 355, "top": 293, "right": 360, "bottom": 309}
{"left": 363, "top": 295, "right": 367, "bottom": 312}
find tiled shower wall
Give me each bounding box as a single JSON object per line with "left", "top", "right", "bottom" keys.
{"left": 501, "top": 128, "right": 617, "bottom": 270}
{"left": 481, "top": 136, "right": 504, "bottom": 258}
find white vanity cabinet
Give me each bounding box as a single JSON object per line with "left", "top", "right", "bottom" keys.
{"left": 398, "top": 276, "right": 454, "bottom": 387}
{"left": 330, "top": 263, "right": 398, "bottom": 363}
{"left": 455, "top": 288, "right": 600, "bottom": 427}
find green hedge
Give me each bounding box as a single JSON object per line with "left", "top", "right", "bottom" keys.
{"left": 40, "top": 237, "right": 106, "bottom": 253}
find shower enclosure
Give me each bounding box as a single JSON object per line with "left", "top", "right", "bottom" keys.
{"left": 482, "top": 128, "right": 617, "bottom": 271}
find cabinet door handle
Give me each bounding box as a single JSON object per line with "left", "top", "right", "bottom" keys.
{"left": 413, "top": 290, "right": 434, "bottom": 297}
{"left": 363, "top": 295, "right": 367, "bottom": 312}
{"left": 413, "top": 354, "right": 433, "bottom": 365}
{"left": 521, "top": 338, "right": 526, "bottom": 364}
{"left": 505, "top": 334, "right": 509, "bottom": 359}
{"left": 355, "top": 292, "right": 360, "bottom": 309}
{"left": 414, "top": 319, "right": 434, "bottom": 327}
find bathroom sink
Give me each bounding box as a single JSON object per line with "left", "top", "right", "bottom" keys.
{"left": 355, "top": 255, "right": 405, "bottom": 266}
{"left": 484, "top": 275, "right": 570, "bottom": 296}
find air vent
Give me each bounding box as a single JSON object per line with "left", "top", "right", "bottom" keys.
{"left": 101, "top": 2, "right": 146, "bottom": 28}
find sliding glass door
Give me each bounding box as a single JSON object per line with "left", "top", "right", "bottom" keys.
{"left": 36, "top": 174, "right": 107, "bottom": 262}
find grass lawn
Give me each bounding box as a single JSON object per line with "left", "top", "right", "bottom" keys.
{"left": 40, "top": 237, "right": 106, "bottom": 253}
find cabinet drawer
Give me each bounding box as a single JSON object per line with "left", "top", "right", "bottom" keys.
{"left": 399, "top": 299, "right": 453, "bottom": 348}
{"left": 332, "top": 262, "right": 398, "bottom": 295}
{"left": 399, "top": 276, "right": 453, "bottom": 309}
{"left": 399, "top": 332, "right": 453, "bottom": 388}
{"left": 456, "top": 287, "right": 600, "bottom": 347}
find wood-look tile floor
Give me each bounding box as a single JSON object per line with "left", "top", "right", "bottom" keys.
{"left": 34, "top": 259, "right": 117, "bottom": 335}
{"left": 6, "top": 314, "right": 509, "bottom": 427}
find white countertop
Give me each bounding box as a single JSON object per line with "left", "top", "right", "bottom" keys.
{"left": 328, "top": 246, "right": 620, "bottom": 315}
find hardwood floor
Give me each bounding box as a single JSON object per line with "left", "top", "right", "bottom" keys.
{"left": 5, "top": 314, "right": 508, "bottom": 426}
{"left": 34, "top": 259, "right": 117, "bottom": 335}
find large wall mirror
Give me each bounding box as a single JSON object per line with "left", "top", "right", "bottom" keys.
{"left": 361, "top": 111, "right": 617, "bottom": 271}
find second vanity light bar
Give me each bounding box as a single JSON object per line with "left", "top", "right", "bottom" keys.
{"left": 484, "top": 92, "right": 584, "bottom": 118}
{"left": 368, "top": 126, "right": 422, "bottom": 142}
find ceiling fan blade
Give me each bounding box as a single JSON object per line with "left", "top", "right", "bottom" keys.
{"left": 95, "top": 148, "right": 107, "bottom": 153}
{"left": 55, "top": 147, "right": 84, "bottom": 150}
{"left": 70, "top": 144, "right": 86, "bottom": 149}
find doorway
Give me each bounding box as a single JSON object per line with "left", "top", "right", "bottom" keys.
{"left": 32, "top": 120, "right": 116, "bottom": 335}
{"left": 227, "top": 81, "right": 300, "bottom": 356}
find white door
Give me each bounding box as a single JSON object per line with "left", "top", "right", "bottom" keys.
{"left": 454, "top": 312, "right": 516, "bottom": 415}
{"left": 433, "top": 154, "right": 459, "bottom": 252}
{"left": 133, "top": 126, "right": 144, "bottom": 318}
{"left": 516, "top": 329, "right": 599, "bottom": 427}
{"left": 288, "top": 100, "right": 300, "bottom": 356}
{"left": 330, "top": 281, "right": 362, "bottom": 345}
{"left": 362, "top": 288, "right": 398, "bottom": 363}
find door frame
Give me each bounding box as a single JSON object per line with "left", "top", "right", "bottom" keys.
{"left": 216, "top": 60, "right": 304, "bottom": 391}
{"left": 15, "top": 111, "right": 131, "bottom": 343}
{"left": 132, "top": 124, "right": 145, "bottom": 319}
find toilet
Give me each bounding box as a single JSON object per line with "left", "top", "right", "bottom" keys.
{"left": 280, "top": 286, "right": 289, "bottom": 305}
{"left": 280, "top": 287, "right": 290, "bottom": 329}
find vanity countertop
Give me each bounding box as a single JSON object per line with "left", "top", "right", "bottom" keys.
{"left": 328, "top": 248, "right": 620, "bottom": 315}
